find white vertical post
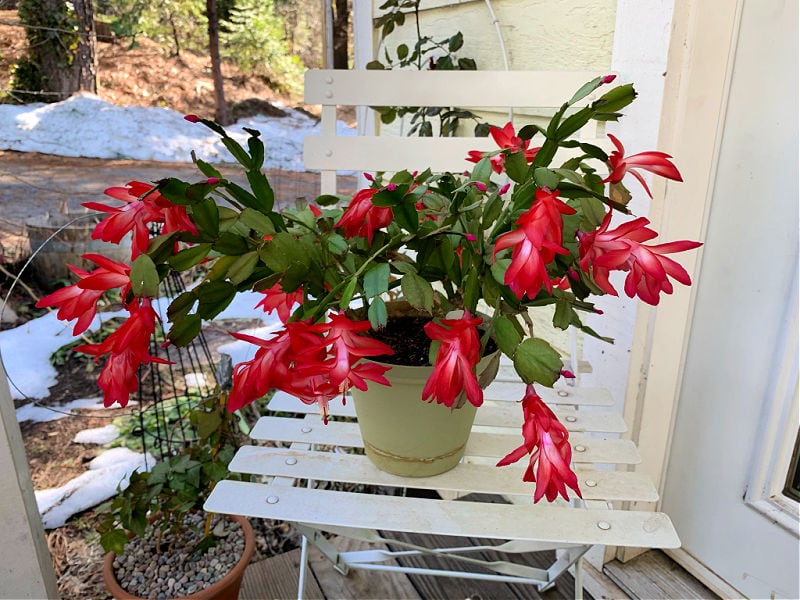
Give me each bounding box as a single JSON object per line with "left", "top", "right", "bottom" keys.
{"left": 352, "top": 1, "right": 376, "bottom": 137}
{"left": 322, "top": 0, "right": 335, "bottom": 69}
{"left": 0, "top": 363, "right": 60, "bottom": 598}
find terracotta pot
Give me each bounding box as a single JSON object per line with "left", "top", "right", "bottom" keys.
{"left": 102, "top": 514, "right": 255, "bottom": 600}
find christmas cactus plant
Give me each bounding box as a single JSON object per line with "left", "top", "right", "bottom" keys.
{"left": 38, "top": 75, "right": 701, "bottom": 503}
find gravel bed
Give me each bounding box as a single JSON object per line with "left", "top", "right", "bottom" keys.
{"left": 112, "top": 512, "right": 244, "bottom": 599}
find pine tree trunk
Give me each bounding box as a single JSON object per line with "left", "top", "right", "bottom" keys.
{"left": 17, "top": 0, "right": 96, "bottom": 101}
{"left": 332, "top": 0, "right": 349, "bottom": 69}
{"left": 206, "top": 0, "right": 231, "bottom": 125}
{"left": 72, "top": 0, "right": 97, "bottom": 93}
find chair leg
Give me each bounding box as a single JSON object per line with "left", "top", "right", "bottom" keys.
{"left": 297, "top": 535, "right": 309, "bottom": 600}
{"left": 574, "top": 556, "right": 584, "bottom": 600}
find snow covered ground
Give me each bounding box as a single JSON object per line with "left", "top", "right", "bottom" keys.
{"left": 0, "top": 92, "right": 355, "bottom": 167}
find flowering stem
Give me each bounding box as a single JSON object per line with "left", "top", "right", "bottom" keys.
{"left": 299, "top": 233, "right": 404, "bottom": 322}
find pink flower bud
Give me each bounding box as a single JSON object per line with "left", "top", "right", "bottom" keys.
{"left": 465, "top": 233, "right": 477, "bottom": 242}
{"left": 411, "top": 170, "right": 418, "bottom": 177}
{"left": 387, "top": 183, "right": 397, "bottom": 192}
{"left": 560, "top": 369, "right": 576, "bottom": 379}
{"left": 567, "top": 268, "right": 579, "bottom": 280}
{"left": 363, "top": 172, "right": 374, "bottom": 182}
{"left": 499, "top": 183, "right": 511, "bottom": 195}
{"left": 184, "top": 114, "right": 200, "bottom": 123}
{"left": 474, "top": 182, "right": 487, "bottom": 192}
{"left": 594, "top": 308, "right": 604, "bottom": 315}
{"left": 206, "top": 177, "right": 220, "bottom": 185}
{"left": 601, "top": 74, "right": 617, "bottom": 84}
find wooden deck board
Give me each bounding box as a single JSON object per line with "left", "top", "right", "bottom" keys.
{"left": 241, "top": 532, "right": 589, "bottom": 599}
{"left": 241, "top": 549, "right": 324, "bottom": 599}
{"left": 388, "top": 531, "right": 590, "bottom": 600}
{"left": 306, "top": 537, "right": 423, "bottom": 600}
{"left": 604, "top": 550, "right": 718, "bottom": 600}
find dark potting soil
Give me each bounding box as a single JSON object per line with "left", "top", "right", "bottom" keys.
{"left": 369, "top": 317, "right": 432, "bottom": 366}
{"left": 367, "top": 316, "right": 498, "bottom": 367}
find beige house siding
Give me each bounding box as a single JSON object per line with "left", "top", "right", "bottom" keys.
{"left": 370, "top": 0, "right": 617, "bottom": 132}
{"left": 372, "top": 0, "right": 616, "bottom": 71}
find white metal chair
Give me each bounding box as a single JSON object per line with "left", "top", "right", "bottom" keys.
{"left": 204, "top": 69, "right": 680, "bottom": 599}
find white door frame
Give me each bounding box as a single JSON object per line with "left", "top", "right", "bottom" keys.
{"left": 622, "top": 0, "right": 742, "bottom": 510}
{"left": 623, "top": 0, "right": 799, "bottom": 595}
{"left": 618, "top": 0, "right": 743, "bottom": 578}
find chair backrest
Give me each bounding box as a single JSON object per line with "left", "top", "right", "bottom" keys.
{"left": 303, "top": 69, "right": 613, "bottom": 195}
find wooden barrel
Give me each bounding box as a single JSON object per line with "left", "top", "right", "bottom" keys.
{"left": 25, "top": 214, "right": 132, "bottom": 288}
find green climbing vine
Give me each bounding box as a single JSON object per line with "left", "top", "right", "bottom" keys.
{"left": 367, "top": 0, "right": 490, "bottom": 137}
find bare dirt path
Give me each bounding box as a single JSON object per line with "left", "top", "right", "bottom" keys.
{"left": 0, "top": 150, "right": 349, "bottom": 264}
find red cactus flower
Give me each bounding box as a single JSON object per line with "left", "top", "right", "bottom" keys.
{"left": 422, "top": 311, "right": 483, "bottom": 408}
{"left": 74, "top": 298, "right": 168, "bottom": 407}
{"left": 307, "top": 313, "right": 394, "bottom": 389}
{"left": 334, "top": 188, "right": 393, "bottom": 244}
{"left": 467, "top": 122, "right": 540, "bottom": 174}
{"left": 84, "top": 181, "right": 198, "bottom": 258}
{"left": 35, "top": 254, "right": 131, "bottom": 336}
{"left": 492, "top": 188, "right": 576, "bottom": 300}
{"left": 255, "top": 283, "right": 304, "bottom": 323}
{"left": 603, "top": 134, "right": 683, "bottom": 198}
{"left": 497, "top": 384, "right": 582, "bottom": 503}
{"left": 227, "top": 315, "right": 393, "bottom": 421}
{"left": 578, "top": 211, "right": 702, "bottom": 305}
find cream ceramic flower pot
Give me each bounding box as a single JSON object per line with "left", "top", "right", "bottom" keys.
{"left": 351, "top": 361, "right": 479, "bottom": 477}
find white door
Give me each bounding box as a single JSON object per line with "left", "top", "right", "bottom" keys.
{"left": 661, "top": 1, "right": 799, "bottom": 598}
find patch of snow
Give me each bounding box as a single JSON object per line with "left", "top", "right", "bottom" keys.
{"left": 36, "top": 447, "right": 154, "bottom": 529}
{"left": 217, "top": 323, "right": 283, "bottom": 366}
{"left": 1, "top": 309, "right": 126, "bottom": 400}
{"left": 184, "top": 372, "right": 208, "bottom": 390}
{"left": 212, "top": 289, "right": 278, "bottom": 322}
{"left": 0, "top": 94, "right": 355, "bottom": 167}
{"left": 3, "top": 290, "right": 279, "bottom": 405}
{"left": 15, "top": 397, "right": 106, "bottom": 423}
{"left": 73, "top": 424, "right": 120, "bottom": 445}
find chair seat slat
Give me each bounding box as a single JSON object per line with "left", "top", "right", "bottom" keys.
{"left": 205, "top": 480, "right": 679, "bottom": 549}
{"left": 249, "top": 416, "right": 639, "bottom": 464}
{"left": 229, "top": 446, "right": 657, "bottom": 502}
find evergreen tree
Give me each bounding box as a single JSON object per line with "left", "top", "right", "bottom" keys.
{"left": 14, "top": 0, "right": 97, "bottom": 102}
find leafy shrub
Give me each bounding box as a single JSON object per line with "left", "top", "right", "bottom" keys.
{"left": 221, "top": 0, "right": 304, "bottom": 94}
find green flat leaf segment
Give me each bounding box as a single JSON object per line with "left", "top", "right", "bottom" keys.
{"left": 513, "top": 338, "right": 562, "bottom": 387}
